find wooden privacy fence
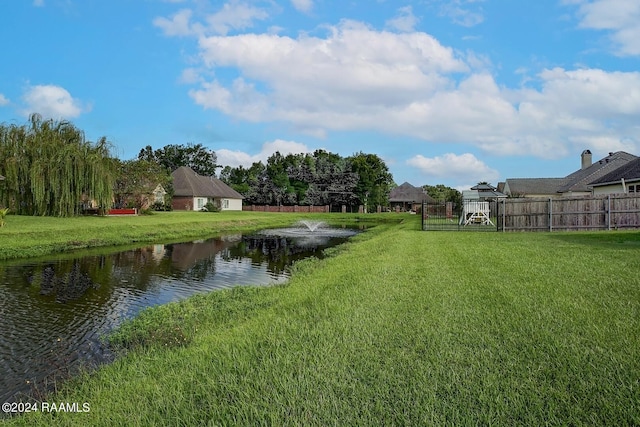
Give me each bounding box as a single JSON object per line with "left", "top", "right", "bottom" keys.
{"left": 498, "top": 195, "right": 640, "bottom": 231}
{"left": 243, "top": 205, "right": 330, "bottom": 213}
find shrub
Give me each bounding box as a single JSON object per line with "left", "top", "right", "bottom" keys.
{"left": 152, "top": 201, "right": 172, "bottom": 211}
{"left": 202, "top": 202, "right": 220, "bottom": 212}
{"left": 0, "top": 208, "right": 9, "bottom": 227}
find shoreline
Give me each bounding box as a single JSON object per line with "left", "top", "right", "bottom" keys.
{"left": 0, "top": 211, "right": 395, "bottom": 262}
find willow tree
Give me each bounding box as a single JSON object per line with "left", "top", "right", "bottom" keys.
{"left": 0, "top": 114, "right": 115, "bottom": 216}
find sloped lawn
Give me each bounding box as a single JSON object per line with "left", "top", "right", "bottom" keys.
{"left": 6, "top": 222, "right": 640, "bottom": 426}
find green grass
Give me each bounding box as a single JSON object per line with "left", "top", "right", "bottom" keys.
{"left": 4, "top": 221, "right": 640, "bottom": 426}
{"left": 0, "top": 211, "right": 396, "bottom": 261}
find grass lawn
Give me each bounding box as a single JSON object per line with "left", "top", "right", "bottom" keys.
{"left": 0, "top": 211, "right": 388, "bottom": 261}
{"left": 4, "top": 219, "right": 640, "bottom": 425}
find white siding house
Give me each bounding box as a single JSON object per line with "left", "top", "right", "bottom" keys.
{"left": 171, "top": 166, "right": 244, "bottom": 211}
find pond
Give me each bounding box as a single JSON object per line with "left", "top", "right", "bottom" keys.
{"left": 0, "top": 223, "right": 358, "bottom": 404}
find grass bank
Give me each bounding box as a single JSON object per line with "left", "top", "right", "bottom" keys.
{"left": 0, "top": 211, "right": 391, "bottom": 261}
{"left": 5, "top": 222, "right": 640, "bottom": 425}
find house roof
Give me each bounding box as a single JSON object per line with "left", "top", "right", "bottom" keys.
{"left": 559, "top": 151, "right": 637, "bottom": 192}
{"left": 470, "top": 183, "right": 507, "bottom": 198}
{"left": 504, "top": 151, "right": 638, "bottom": 196}
{"left": 471, "top": 183, "right": 495, "bottom": 191}
{"left": 172, "top": 166, "right": 244, "bottom": 199}
{"left": 505, "top": 178, "right": 568, "bottom": 196}
{"left": 389, "top": 182, "right": 434, "bottom": 203}
{"left": 588, "top": 157, "right": 640, "bottom": 186}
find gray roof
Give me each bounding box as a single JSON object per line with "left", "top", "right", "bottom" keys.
{"left": 470, "top": 183, "right": 507, "bottom": 198}
{"left": 504, "top": 151, "right": 638, "bottom": 196}
{"left": 505, "top": 178, "right": 567, "bottom": 196}
{"left": 389, "top": 182, "right": 434, "bottom": 203}
{"left": 172, "top": 166, "right": 244, "bottom": 199}
{"left": 559, "top": 151, "right": 637, "bottom": 192}
{"left": 588, "top": 157, "right": 640, "bottom": 186}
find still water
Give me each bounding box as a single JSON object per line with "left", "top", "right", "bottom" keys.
{"left": 0, "top": 229, "right": 353, "bottom": 404}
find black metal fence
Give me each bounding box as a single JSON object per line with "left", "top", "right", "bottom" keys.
{"left": 421, "top": 200, "right": 499, "bottom": 231}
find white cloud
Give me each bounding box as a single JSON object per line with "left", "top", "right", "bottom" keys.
{"left": 154, "top": 9, "right": 195, "bottom": 37}
{"left": 154, "top": 2, "right": 269, "bottom": 37}
{"left": 291, "top": 0, "right": 313, "bottom": 14}
{"left": 385, "top": 6, "right": 419, "bottom": 33}
{"left": 571, "top": 0, "right": 640, "bottom": 56}
{"left": 0, "top": 94, "right": 9, "bottom": 106}
{"left": 205, "top": 1, "right": 269, "bottom": 36}
{"left": 33, "top": 0, "right": 44, "bottom": 7}
{"left": 159, "top": 10, "right": 640, "bottom": 160}
{"left": 217, "top": 139, "right": 313, "bottom": 168}
{"left": 190, "top": 20, "right": 467, "bottom": 129}
{"left": 437, "top": 0, "right": 485, "bottom": 27}
{"left": 178, "top": 67, "right": 203, "bottom": 84}
{"left": 21, "top": 85, "right": 87, "bottom": 119}
{"left": 407, "top": 153, "right": 499, "bottom": 185}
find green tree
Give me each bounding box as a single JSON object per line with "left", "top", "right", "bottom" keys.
{"left": 218, "top": 149, "right": 390, "bottom": 209}
{"left": 0, "top": 114, "right": 115, "bottom": 217}
{"left": 305, "top": 150, "right": 357, "bottom": 207}
{"left": 138, "top": 143, "right": 218, "bottom": 176}
{"left": 220, "top": 165, "right": 250, "bottom": 195}
{"left": 423, "top": 184, "right": 462, "bottom": 206}
{"left": 347, "top": 152, "right": 393, "bottom": 211}
{"left": 113, "top": 159, "right": 172, "bottom": 209}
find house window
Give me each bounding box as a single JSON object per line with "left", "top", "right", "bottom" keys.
{"left": 221, "top": 199, "right": 229, "bottom": 209}
{"left": 629, "top": 184, "right": 638, "bottom": 193}
{"left": 196, "top": 198, "right": 205, "bottom": 209}
{"left": 154, "top": 191, "right": 164, "bottom": 204}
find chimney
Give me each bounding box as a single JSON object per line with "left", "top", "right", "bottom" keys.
{"left": 581, "top": 149, "right": 592, "bottom": 170}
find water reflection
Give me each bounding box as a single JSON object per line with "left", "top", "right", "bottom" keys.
{"left": 0, "top": 231, "right": 351, "bottom": 405}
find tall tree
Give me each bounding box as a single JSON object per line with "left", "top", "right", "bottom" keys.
{"left": 347, "top": 152, "right": 393, "bottom": 211}
{"left": 0, "top": 114, "right": 115, "bottom": 217}
{"left": 423, "top": 184, "right": 462, "bottom": 206}
{"left": 138, "top": 143, "right": 218, "bottom": 176}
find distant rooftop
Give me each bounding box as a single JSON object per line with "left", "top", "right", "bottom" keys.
{"left": 589, "top": 157, "right": 640, "bottom": 186}
{"left": 389, "top": 182, "right": 434, "bottom": 203}
{"left": 504, "top": 151, "right": 638, "bottom": 196}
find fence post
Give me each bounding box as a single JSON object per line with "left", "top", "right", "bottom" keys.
{"left": 607, "top": 195, "right": 611, "bottom": 231}
{"left": 502, "top": 199, "right": 506, "bottom": 232}
{"left": 549, "top": 198, "right": 553, "bottom": 232}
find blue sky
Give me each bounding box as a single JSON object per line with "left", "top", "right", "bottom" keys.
{"left": 1, "top": 0, "right": 639, "bottom": 190}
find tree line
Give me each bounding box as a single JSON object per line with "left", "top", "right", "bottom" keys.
{"left": 219, "top": 150, "right": 394, "bottom": 211}
{"left": 1, "top": 115, "right": 456, "bottom": 217}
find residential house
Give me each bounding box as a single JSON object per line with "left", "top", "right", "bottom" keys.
{"left": 588, "top": 157, "right": 640, "bottom": 195}
{"left": 152, "top": 184, "right": 167, "bottom": 206}
{"left": 503, "top": 150, "right": 638, "bottom": 198}
{"left": 171, "top": 166, "right": 244, "bottom": 211}
{"left": 502, "top": 178, "right": 568, "bottom": 198}
{"left": 389, "top": 182, "right": 435, "bottom": 212}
